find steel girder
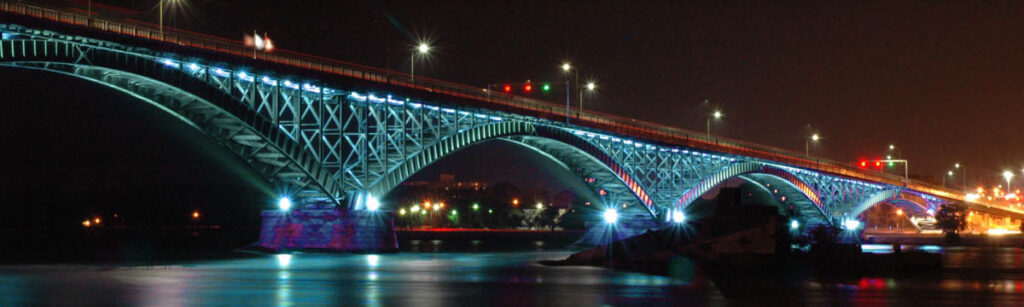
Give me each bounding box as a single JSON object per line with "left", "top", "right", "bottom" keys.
{"left": 0, "top": 24, "right": 946, "bottom": 227}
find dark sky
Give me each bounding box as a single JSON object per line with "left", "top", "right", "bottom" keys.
{"left": 32, "top": 0, "right": 1024, "bottom": 186}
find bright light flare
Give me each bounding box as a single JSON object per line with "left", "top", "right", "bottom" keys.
{"left": 561, "top": 63, "right": 571, "bottom": 72}
{"left": 278, "top": 197, "right": 292, "bottom": 211}
{"left": 585, "top": 82, "right": 596, "bottom": 91}
{"left": 603, "top": 208, "right": 619, "bottom": 224}
{"left": 844, "top": 219, "right": 861, "bottom": 231}
{"left": 416, "top": 43, "right": 430, "bottom": 54}
{"left": 712, "top": 111, "right": 722, "bottom": 119}
{"left": 671, "top": 209, "right": 685, "bottom": 223}
{"left": 790, "top": 219, "right": 799, "bottom": 229}
{"left": 365, "top": 194, "right": 380, "bottom": 211}
{"left": 276, "top": 254, "right": 292, "bottom": 268}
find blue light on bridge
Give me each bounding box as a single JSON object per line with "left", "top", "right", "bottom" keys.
{"left": 671, "top": 210, "right": 686, "bottom": 223}
{"left": 213, "top": 68, "right": 230, "bottom": 77}
{"left": 441, "top": 108, "right": 456, "bottom": 114}
{"left": 237, "top": 72, "right": 255, "bottom": 82}
{"left": 1, "top": 32, "right": 10, "bottom": 40}
{"left": 278, "top": 197, "right": 293, "bottom": 211}
{"left": 386, "top": 95, "right": 404, "bottom": 105}
{"left": 790, "top": 219, "right": 800, "bottom": 229}
{"left": 843, "top": 218, "right": 861, "bottom": 231}
{"left": 489, "top": 116, "right": 503, "bottom": 121}
{"left": 302, "top": 83, "right": 321, "bottom": 93}
{"left": 188, "top": 63, "right": 201, "bottom": 71}
{"left": 261, "top": 76, "right": 278, "bottom": 86}
{"left": 603, "top": 208, "right": 619, "bottom": 224}
{"left": 365, "top": 193, "right": 381, "bottom": 211}
{"left": 282, "top": 80, "right": 299, "bottom": 90}
{"left": 161, "top": 59, "right": 180, "bottom": 68}
{"left": 349, "top": 92, "right": 367, "bottom": 101}
{"left": 276, "top": 254, "right": 292, "bottom": 268}
{"left": 410, "top": 103, "right": 423, "bottom": 109}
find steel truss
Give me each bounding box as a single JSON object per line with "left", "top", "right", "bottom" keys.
{"left": 0, "top": 24, "right": 947, "bottom": 228}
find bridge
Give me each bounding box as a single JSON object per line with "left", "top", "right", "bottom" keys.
{"left": 2, "top": 2, "right": 1022, "bottom": 241}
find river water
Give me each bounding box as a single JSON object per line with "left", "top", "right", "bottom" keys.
{"left": 1, "top": 242, "right": 1023, "bottom": 305}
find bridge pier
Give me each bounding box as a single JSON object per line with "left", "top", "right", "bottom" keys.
{"left": 257, "top": 205, "right": 398, "bottom": 252}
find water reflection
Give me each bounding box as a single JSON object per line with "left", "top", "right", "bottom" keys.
{"left": 1, "top": 245, "right": 1024, "bottom": 305}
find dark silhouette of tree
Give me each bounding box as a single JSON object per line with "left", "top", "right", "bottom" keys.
{"left": 936, "top": 202, "right": 967, "bottom": 237}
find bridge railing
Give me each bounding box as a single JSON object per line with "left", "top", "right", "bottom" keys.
{"left": 3, "top": 1, "right": 1019, "bottom": 214}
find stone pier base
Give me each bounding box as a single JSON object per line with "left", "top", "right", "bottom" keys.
{"left": 258, "top": 209, "right": 397, "bottom": 252}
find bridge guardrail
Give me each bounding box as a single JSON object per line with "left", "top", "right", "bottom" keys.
{"left": 2, "top": 1, "right": 1019, "bottom": 214}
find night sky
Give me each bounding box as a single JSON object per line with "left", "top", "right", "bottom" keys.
{"left": 17, "top": 0, "right": 1024, "bottom": 186}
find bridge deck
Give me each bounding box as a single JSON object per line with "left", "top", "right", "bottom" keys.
{"left": 1, "top": 1, "right": 1020, "bottom": 219}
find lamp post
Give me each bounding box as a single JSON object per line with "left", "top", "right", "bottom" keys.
{"left": 561, "top": 63, "right": 577, "bottom": 123}
{"left": 159, "top": 0, "right": 178, "bottom": 38}
{"left": 410, "top": 43, "right": 430, "bottom": 83}
{"left": 806, "top": 133, "right": 820, "bottom": 157}
{"left": 954, "top": 163, "right": 966, "bottom": 193}
{"left": 582, "top": 81, "right": 596, "bottom": 117}
{"left": 707, "top": 110, "right": 722, "bottom": 141}
{"left": 1004, "top": 171, "right": 1014, "bottom": 192}
{"left": 877, "top": 159, "right": 910, "bottom": 187}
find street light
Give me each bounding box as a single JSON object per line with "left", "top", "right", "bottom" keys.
{"left": 278, "top": 197, "right": 292, "bottom": 211}
{"left": 603, "top": 208, "right": 619, "bottom": 224}
{"left": 561, "top": 62, "right": 576, "bottom": 124}
{"left": 410, "top": 43, "right": 430, "bottom": 82}
{"left": 158, "top": 0, "right": 183, "bottom": 38}
{"left": 707, "top": 110, "right": 722, "bottom": 141}
{"left": 943, "top": 170, "right": 954, "bottom": 187}
{"left": 806, "top": 133, "right": 820, "bottom": 156}
{"left": 954, "top": 163, "right": 966, "bottom": 192}
{"left": 1004, "top": 170, "right": 1014, "bottom": 191}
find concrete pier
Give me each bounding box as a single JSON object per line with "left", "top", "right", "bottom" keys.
{"left": 258, "top": 209, "right": 397, "bottom": 252}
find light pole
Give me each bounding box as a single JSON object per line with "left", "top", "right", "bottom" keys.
{"left": 707, "top": 110, "right": 722, "bottom": 141}
{"left": 876, "top": 159, "right": 910, "bottom": 187}
{"left": 561, "top": 63, "right": 576, "bottom": 124}
{"left": 1004, "top": 171, "right": 1014, "bottom": 192}
{"left": 943, "top": 170, "right": 954, "bottom": 187}
{"left": 410, "top": 43, "right": 430, "bottom": 83}
{"left": 954, "top": 163, "right": 966, "bottom": 193}
{"left": 582, "top": 81, "right": 596, "bottom": 117}
{"left": 158, "top": 0, "right": 180, "bottom": 38}
{"left": 806, "top": 133, "right": 820, "bottom": 157}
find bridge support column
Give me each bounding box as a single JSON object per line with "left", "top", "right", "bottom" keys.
{"left": 258, "top": 205, "right": 398, "bottom": 252}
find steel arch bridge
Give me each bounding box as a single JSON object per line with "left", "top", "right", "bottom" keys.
{"left": 1, "top": 10, "right": 1013, "bottom": 236}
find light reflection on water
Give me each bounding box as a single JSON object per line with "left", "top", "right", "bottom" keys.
{"left": 0, "top": 245, "right": 1023, "bottom": 305}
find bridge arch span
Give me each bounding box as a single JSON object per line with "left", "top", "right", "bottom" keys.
{"left": 368, "top": 122, "right": 659, "bottom": 214}
{"left": 673, "top": 162, "right": 831, "bottom": 226}
{"left": 849, "top": 189, "right": 933, "bottom": 219}
{"left": 0, "top": 38, "right": 344, "bottom": 203}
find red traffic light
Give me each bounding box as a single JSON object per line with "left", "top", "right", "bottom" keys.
{"left": 875, "top": 161, "right": 882, "bottom": 168}
{"left": 503, "top": 84, "right": 512, "bottom": 93}
{"left": 524, "top": 83, "right": 533, "bottom": 93}
{"left": 860, "top": 161, "right": 867, "bottom": 168}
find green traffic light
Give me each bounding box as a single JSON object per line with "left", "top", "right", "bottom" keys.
{"left": 542, "top": 83, "right": 551, "bottom": 92}
{"left": 888, "top": 162, "right": 894, "bottom": 167}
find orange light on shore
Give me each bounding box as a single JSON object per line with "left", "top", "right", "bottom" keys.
{"left": 192, "top": 211, "right": 200, "bottom": 219}
{"left": 82, "top": 220, "right": 91, "bottom": 227}
{"left": 896, "top": 209, "right": 903, "bottom": 216}
{"left": 93, "top": 217, "right": 101, "bottom": 225}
